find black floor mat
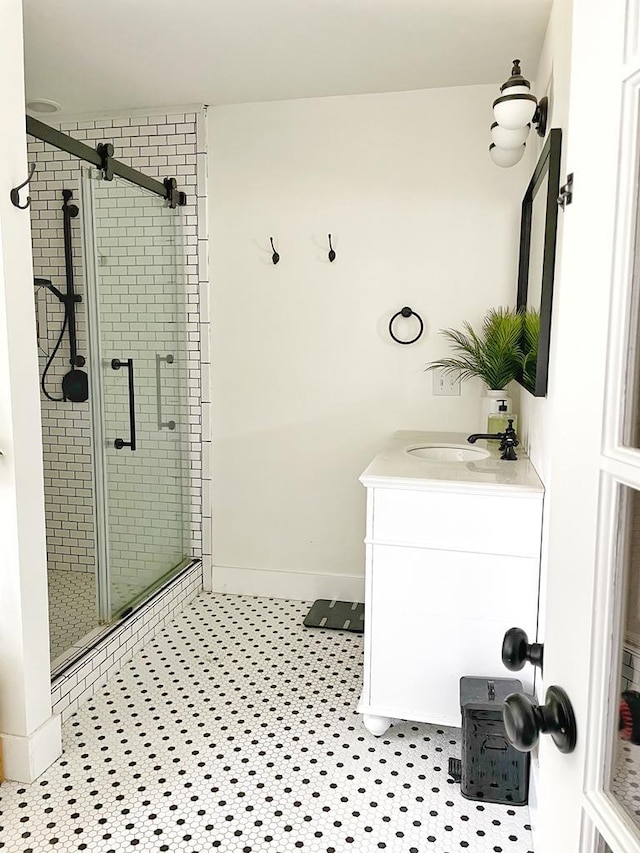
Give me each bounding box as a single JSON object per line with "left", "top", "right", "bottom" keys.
{"left": 303, "top": 599, "right": 365, "bottom": 633}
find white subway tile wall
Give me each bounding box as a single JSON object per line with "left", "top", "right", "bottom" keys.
{"left": 30, "top": 142, "right": 94, "bottom": 579}
{"left": 28, "top": 108, "right": 210, "bottom": 658}
{"left": 29, "top": 108, "right": 209, "bottom": 563}
{"left": 621, "top": 646, "right": 640, "bottom": 693}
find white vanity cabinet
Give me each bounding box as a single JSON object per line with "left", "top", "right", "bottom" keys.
{"left": 357, "top": 431, "right": 544, "bottom": 735}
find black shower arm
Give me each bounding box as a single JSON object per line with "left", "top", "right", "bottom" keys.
{"left": 34, "top": 277, "right": 78, "bottom": 307}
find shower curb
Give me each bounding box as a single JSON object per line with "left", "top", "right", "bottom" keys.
{"left": 51, "top": 560, "right": 203, "bottom": 722}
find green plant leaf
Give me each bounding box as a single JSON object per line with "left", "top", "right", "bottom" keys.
{"left": 425, "top": 306, "right": 523, "bottom": 390}
{"left": 519, "top": 307, "right": 540, "bottom": 392}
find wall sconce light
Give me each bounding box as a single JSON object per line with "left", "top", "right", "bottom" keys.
{"left": 489, "top": 59, "right": 548, "bottom": 168}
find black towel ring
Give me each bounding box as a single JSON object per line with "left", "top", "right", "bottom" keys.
{"left": 388, "top": 306, "right": 424, "bottom": 345}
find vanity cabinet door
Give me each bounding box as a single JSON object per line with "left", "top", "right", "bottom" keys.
{"left": 367, "top": 544, "right": 539, "bottom": 727}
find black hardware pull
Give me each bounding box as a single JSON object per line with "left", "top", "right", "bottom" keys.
{"left": 111, "top": 358, "right": 137, "bottom": 451}
{"left": 503, "top": 685, "right": 577, "bottom": 755}
{"left": 502, "top": 627, "right": 544, "bottom": 672}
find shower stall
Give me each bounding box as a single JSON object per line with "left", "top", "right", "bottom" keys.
{"left": 28, "top": 117, "right": 194, "bottom": 673}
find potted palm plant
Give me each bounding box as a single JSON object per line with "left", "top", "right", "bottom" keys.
{"left": 425, "top": 306, "right": 523, "bottom": 427}
{"left": 426, "top": 306, "right": 522, "bottom": 388}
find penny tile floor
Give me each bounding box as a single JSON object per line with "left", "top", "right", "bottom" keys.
{"left": 0, "top": 594, "right": 534, "bottom": 852}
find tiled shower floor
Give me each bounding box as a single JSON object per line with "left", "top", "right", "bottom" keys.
{"left": 0, "top": 594, "right": 534, "bottom": 853}
{"left": 47, "top": 569, "right": 97, "bottom": 662}
{"left": 48, "top": 569, "right": 144, "bottom": 665}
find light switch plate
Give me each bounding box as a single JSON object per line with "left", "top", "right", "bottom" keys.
{"left": 432, "top": 369, "right": 461, "bottom": 396}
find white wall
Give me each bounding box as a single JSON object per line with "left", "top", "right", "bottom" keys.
{"left": 521, "top": 0, "right": 574, "bottom": 478}
{"left": 0, "top": 0, "right": 61, "bottom": 781}
{"left": 517, "top": 0, "right": 573, "bottom": 660}
{"left": 209, "top": 85, "right": 528, "bottom": 595}
{"left": 511, "top": 0, "right": 572, "bottom": 840}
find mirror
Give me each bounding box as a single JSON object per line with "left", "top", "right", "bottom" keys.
{"left": 516, "top": 128, "right": 562, "bottom": 397}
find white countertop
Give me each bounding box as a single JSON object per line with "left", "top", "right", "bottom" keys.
{"left": 359, "top": 430, "right": 544, "bottom": 495}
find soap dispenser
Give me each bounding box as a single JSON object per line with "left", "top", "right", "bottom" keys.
{"left": 488, "top": 399, "right": 518, "bottom": 434}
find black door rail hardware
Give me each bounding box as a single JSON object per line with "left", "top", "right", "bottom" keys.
{"left": 156, "top": 353, "right": 176, "bottom": 431}
{"left": 10, "top": 161, "right": 36, "bottom": 209}
{"left": 502, "top": 627, "right": 544, "bottom": 672}
{"left": 111, "top": 358, "right": 137, "bottom": 451}
{"left": 26, "top": 115, "right": 187, "bottom": 208}
{"left": 388, "top": 306, "right": 424, "bottom": 345}
{"left": 503, "top": 685, "right": 577, "bottom": 754}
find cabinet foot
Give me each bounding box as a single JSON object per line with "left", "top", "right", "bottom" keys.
{"left": 362, "top": 713, "right": 392, "bottom": 737}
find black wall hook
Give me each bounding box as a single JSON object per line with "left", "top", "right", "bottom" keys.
{"left": 10, "top": 162, "right": 36, "bottom": 209}
{"left": 270, "top": 237, "right": 280, "bottom": 265}
{"left": 328, "top": 234, "right": 336, "bottom": 263}
{"left": 388, "top": 306, "right": 424, "bottom": 345}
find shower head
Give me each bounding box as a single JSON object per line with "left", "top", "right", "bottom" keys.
{"left": 34, "top": 277, "right": 65, "bottom": 302}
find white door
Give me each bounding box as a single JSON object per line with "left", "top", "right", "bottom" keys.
{"left": 534, "top": 1, "right": 640, "bottom": 851}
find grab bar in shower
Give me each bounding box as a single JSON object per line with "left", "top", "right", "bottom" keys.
{"left": 111, "top": 358, "right": 137, "bottom": 451}
{"left": 156, "top": 353, "right": 176, "bottom": 431}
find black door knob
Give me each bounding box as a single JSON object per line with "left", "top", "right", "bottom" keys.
{"left": 503, "top": 686, "right": 577, "bottom": 754}
{"left": 502, "top": 627, "right": 544, "bottom": 672}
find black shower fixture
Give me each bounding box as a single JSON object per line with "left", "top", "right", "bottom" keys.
{"left": 35, "top": 190, "right": 88, "bottom": 404}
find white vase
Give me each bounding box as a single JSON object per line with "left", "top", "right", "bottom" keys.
{"left": 480, "top": 389, "right": 512, "bottom": 432}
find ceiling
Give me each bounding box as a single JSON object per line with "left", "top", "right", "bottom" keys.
{"left": 22, "top": 0, "right": 553, "bottom": 114}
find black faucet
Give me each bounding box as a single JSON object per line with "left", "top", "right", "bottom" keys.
{"left": 467, "top": 419, "right": 519, "bottom": 461}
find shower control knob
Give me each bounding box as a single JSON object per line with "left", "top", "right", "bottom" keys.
{"left": 503, "top": 686, "right": 577, "bottom": 754}
{"left": 502, "top": 627, "right": 544, "bottom": 672}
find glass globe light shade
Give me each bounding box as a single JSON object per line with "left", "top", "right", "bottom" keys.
{"left": 491, "top": 122, "right": 530, "bottom": 149}
{"left": 493, "top": 94, "right": 537, "bottom": 129}
{"left": 503, "top": 85, "right": 531, "bottom": 96}
{"left": 489, "top": 143, "right": 526, "bottom": 168}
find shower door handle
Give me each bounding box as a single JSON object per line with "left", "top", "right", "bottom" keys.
{"left": 156, "top": 353, "right": 176, "bottom": 430}
{"left": 111, "top": 358, "right": 137, "bottom": 451}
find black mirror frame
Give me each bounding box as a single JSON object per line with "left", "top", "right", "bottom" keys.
{"left": 516, "top": 127, "right": 562, "bottom": 397}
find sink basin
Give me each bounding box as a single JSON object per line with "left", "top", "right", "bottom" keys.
{"left": 406, "top": 444, "right": 491, "bottom": 462}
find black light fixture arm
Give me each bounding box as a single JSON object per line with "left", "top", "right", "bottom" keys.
{"left": 533, "top": 96, "right": 549, "bottom": 138}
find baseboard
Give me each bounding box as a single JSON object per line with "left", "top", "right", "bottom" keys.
{"left": 212, "top": 564, "right": 365, "bottom": 603}
{"left": 0, "top": 713, "right": 62, "bottom": 783}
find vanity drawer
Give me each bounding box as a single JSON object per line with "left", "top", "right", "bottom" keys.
{"left": 370, "top": 487, "right": 543, "bottom": 557}
{"left": 369, "top": 543, "right": 540, "bottom": 623}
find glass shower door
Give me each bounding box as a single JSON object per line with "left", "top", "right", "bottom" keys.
{"left": 82, "top": 170, "right": 190, "bottom": 620}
